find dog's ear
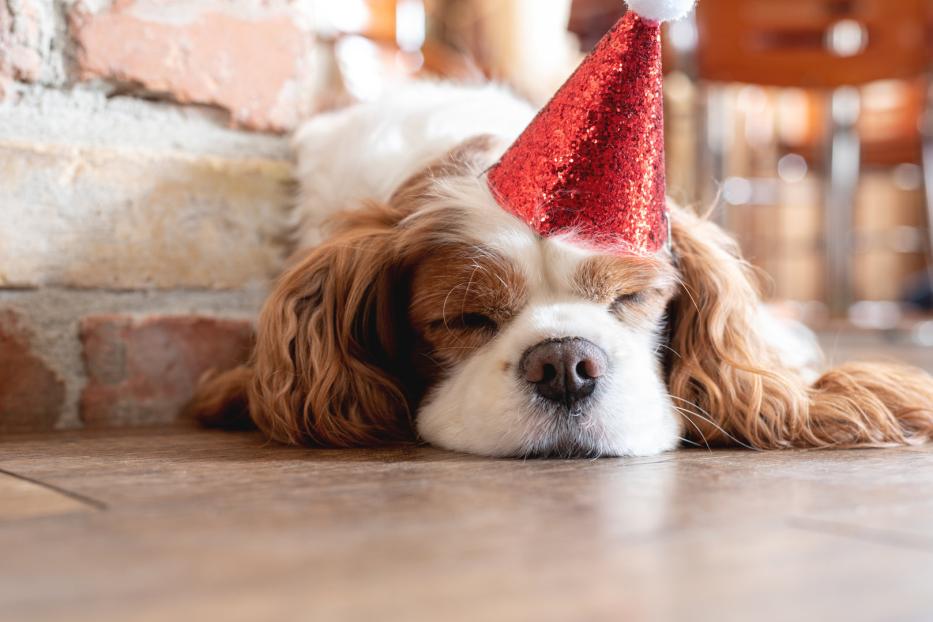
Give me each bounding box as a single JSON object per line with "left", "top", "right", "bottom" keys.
{"left": 666, "top": 206, "right": 933, "bottom": 448}
{"left": 249, "top": 202, "right": 417, "bottom": 447}
{"left": 189, "top": 137, "right": 496, "bottom": 445}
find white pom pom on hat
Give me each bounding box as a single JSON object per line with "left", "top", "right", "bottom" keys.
{"left": 625, "top": 0, "right": 697, "bottom": 23}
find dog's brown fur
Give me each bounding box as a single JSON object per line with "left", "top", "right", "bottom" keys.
{"left": 667, "top": 207, "right": 933, "bottom": 448}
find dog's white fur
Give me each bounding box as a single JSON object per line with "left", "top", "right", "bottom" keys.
{"left": 292, "top": 82, "right": 536, "bottom": 248}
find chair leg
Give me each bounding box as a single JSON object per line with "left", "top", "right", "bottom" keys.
{"left": 698, "top": 84, "right": 730, "bottom": 226}
{"left": 824, "top": 86, "right": 861, "bottom": 317}
{"left": 920, "top": 82, "right": 933, "bottom": 296}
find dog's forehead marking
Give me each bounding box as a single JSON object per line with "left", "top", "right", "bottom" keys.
{"left": 432, "top": 172, "right": 609, "bottom": 302}
{"left": 463, "top": 191, "right": 594, "bottom": 302}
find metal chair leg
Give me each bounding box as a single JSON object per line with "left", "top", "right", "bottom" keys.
{"left": 824, "top": 86, "right": 861, "bottom": 317}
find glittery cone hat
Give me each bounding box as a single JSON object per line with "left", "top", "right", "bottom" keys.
{"left": 486, "top": 0, "right": 696, "bottom": 254}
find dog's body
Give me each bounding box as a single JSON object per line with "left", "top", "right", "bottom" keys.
{"left": 290, "top": 82, "right": 536, "bottom": 248}
{"left": 190, "top": 82, "right": 933, "bottom": 457}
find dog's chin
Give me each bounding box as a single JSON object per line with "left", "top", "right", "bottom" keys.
{"left": 415, "top": 385, "right": 681, "bottom": 459}
{"left": 513, "top": 405, "right": 617, "bottom": 459}
{"left": 416, "top": 409, "right": 680, "bottom": 459}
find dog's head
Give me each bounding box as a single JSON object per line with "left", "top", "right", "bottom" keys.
{"left": 404, "top": 151, "right": 681, "bottom": 457}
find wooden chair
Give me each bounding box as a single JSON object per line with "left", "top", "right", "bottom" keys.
{"left": 693, "top": 0, "right": 931, "bottom": 315}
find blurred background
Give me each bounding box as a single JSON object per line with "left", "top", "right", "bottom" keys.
{"left": 310, "top": 0, "right": 933, "bottom": 337}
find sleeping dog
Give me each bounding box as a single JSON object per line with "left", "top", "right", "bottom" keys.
{"left": 189, "top": 81, "right": 933, "bottom": 457}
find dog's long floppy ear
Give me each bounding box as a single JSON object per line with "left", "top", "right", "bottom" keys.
{"left": 248, "top": 202, "right": 417, "bottom": 447}
{"left": 188, "top": 137, "right": 495, "bottom": 445}
{"left": 666, "top": 206, "right": 933, "bottom": 448}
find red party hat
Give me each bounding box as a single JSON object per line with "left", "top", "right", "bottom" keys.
{"left": 486, "top": 0, "right": 696, "bottom": 255}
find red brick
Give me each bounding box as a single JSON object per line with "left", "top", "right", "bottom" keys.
{"left": 0, "top": 310, "right": 65, "bottom": 433}
{"left": 0, "top": 0, "right": 44, "bottom": 82}
{"left": 80, "top": 315, "right": 254, "bottom": 426}
{"left": 68, "top": 1, "right": 316, "bottom": 132}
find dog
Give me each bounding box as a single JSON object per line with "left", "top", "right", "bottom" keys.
{"left": 189, "top": 82, "right": 933, "bottom": 458}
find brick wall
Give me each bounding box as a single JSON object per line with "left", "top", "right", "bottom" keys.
{"left": 1, "top": 1, "right": 325, "bottom": 432}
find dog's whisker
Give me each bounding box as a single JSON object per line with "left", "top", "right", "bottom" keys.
{"left": 674, "top": 407, "right": 713, "bottom": 452}
{"left": 655, "top": 342, "right": 682, "bottom": 360}
{"left": 669, "top": 397, "right": 757, "bottom": 451}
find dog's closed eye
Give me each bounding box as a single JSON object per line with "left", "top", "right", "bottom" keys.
{"left": 612, "top": 291, "right": 645, "bottom": 307}
{"left": 609, "top": 288, "right": 673, "bottom": 329}
{"left": 431, "top": 312, "right": 498, "bottom": 333}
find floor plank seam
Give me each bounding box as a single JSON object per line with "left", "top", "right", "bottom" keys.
{"left": 0, "top": 467, "right": 109, "bottom": 511}
{"left": 786, "top": 516, "right": 933, "bottom": 553}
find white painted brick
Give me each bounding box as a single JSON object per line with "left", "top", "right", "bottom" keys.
{"left": 0, "top": 89, "right": 293, "bottom": 290}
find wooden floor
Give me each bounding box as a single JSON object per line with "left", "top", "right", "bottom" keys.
{"left": 2, "top": 427, "right": 932, "bottom": 621}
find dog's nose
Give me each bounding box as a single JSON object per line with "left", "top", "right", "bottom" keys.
{"left": 520, "top": 338, "right": 608, "bottom": 408}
